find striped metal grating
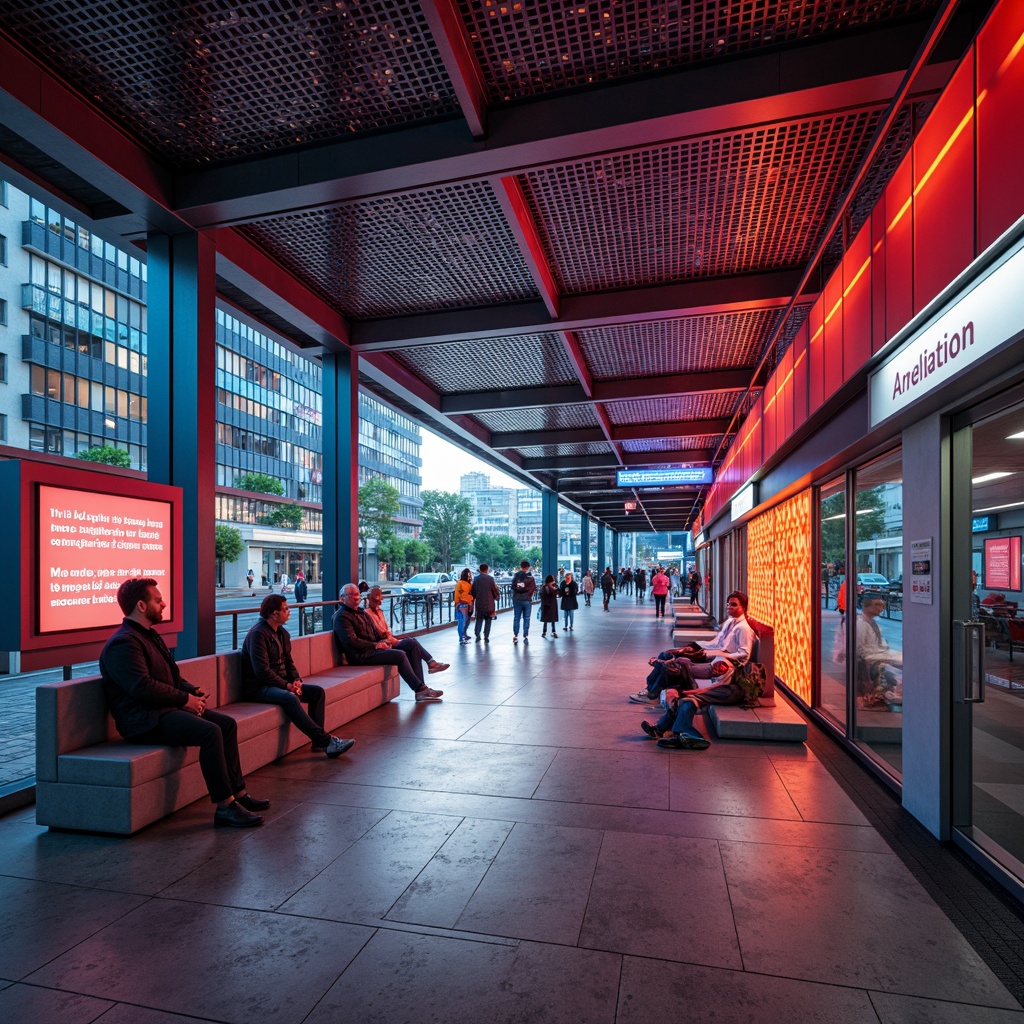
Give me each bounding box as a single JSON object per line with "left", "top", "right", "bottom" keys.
{"left": 473, "top": 405, "right": 601, "bottom": 432}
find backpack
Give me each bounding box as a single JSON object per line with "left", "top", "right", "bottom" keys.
{"left": 733, "top": 661, "right": 767, "bottom": 707}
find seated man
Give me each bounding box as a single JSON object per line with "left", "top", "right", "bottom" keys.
{"left": 333, "top": 584, "right": 444, "bottom": 701}
{"left": 364, "top": 586, "right": 450, "bottom": 674}
{"left": 242, "top": 595, "right": 354, "bottom": 759}
{"left": 100, "top": 578, "right": 268, "bottom": 828}
{"left": 640, "top": 658, "right": 740, "bottom": 751}
{"left": 856, "top": 593, "right": 903, "bottom": 710}
{"left": 628, "top": 590, "right": 756, "bottom": 703}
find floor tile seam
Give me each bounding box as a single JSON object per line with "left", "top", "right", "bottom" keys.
{"left": 803, "top": 718, "right": 1024, "bottom": 1006}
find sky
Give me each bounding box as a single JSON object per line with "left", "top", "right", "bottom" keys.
{"left": 419, "top": 427, "right": 527, "bottom": 494}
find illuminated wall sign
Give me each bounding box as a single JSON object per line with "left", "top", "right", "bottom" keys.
{"left": 731, "top": 482, "right": 758, "bottom": 521}
{"left": 985, "top": 535, "right": 1022, "bottom": 591}
{"left": 616, "top": 467, "right": 713, "bottom": 487}
{"left": 972, "top": 515, "right": 995, "bottom": 533}
{"left": 870, "top": 237, "right": 1024, "bottom": 427}
{"left": 624, "top": 501, "right": 637, "bottom": 511}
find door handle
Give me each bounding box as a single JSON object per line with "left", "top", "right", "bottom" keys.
{"left": 953, "top": 620, "right": 986, "bottom": 703}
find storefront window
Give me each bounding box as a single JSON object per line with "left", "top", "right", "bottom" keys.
{"left": 819, "top": 477, "right": 847, "bottom": 731}
{"left": 851, "top": 450, "right": 904, "bottom": 775}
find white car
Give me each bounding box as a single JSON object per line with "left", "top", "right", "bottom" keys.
{"left": 395, "top": 573, "right": 456, "bottom": 599}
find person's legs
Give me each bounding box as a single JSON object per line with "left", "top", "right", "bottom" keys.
{"left": 357, "top": 649, "right": 424, "bottom": 692}
{"left": 252, "top": 684, "right": 331, "bottom": 747}
{"left": 513, "top": 601, "right": 528, "bottom": 637}
{"left": 482, "top": 613, "right": 493, "bottom": 639}
{"left": 671, "top": 698, "right": 705, "bottom": 741}
{"left": 143, "top": 709, "right": 242, "bottom": 803}
{"left": 456, "top": 608, "right": 467, "bottom": 642}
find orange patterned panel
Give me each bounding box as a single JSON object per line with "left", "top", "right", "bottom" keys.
{"left": 746, "top": 491, "right": 813, "bottom": 704}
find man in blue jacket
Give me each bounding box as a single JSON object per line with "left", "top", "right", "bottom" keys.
{"left": 100, "top": 578, "right": 268, "bottom": 828}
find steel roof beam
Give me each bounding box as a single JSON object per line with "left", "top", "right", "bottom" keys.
{"left": 419, "top": 0, "right": 488, "bottom": 140}
{"left": 492, "top": 428, "right": 608, "bottom": 448}
{"left": 174, "top": 22, "right": 955, "bottom": 226}
{"left": 443, "top": 370, "right": 748, "bottom": 414}
{"left": 524, "top": 449, "right": 713, "bottom": 471}
{"left": 352, "top": 269, "right": 808, "bottom": 350}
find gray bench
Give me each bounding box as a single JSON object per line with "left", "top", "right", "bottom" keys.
{"left": 35, "top": 631, "right": 399, "bottom": 834}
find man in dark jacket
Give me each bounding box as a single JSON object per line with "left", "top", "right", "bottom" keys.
{"left": 332, "top": 584, "right": 443, "bottom": 701}
{"left": 242, "top": 595, "right": 354, "bottom": 759}
{"left": 601, "top": 567, "right": 615, "bottom": 611}
{"left": 510, "top": 559, "right": 536, "bottom": 643}
{"left": 470, "top": 563, "right": 500, "bottom": 642}
{"left": 293, "top": 573, "right": 308, "bottom": 604}
{"left": 100, "top": 578, "right": 268, "bottom": 828}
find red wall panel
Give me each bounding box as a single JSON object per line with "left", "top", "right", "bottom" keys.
{"left": 871, "top": 205, "right": 888, "bottom": 354}
{"left": 823, "top": 270, "right": 845, "bottom": 399}
{"left": 791, "top": 321, "right": 809, "bottom": 431}
{"left": 842, "top": 222, "right": 873, "bottom": 380}
{"left": 808, "top": 299, "right": 825, "bottom": 415}
{"left": 914, "top": 56, "right": 977, "bottom": 313}
{"left": 885, "top": 158, "right": 914, "bottom": 341}
{"left": 977, "top": 0, "right": 1024, "bottom": 250}
{"left": 780, "top": 344, "right": 794, "bottom": 441}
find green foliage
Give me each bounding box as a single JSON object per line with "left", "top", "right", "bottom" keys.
{"left": 473, "top": 533, "right": 524, "bottom": 570}
{"left": 820, "top": 487, "right": 887, "bottom": 570}
{"left": 420, "top": 490, "right": 474, "bottom": 572}
{"left": 376, "top": 536, "right": 405, "bottom": 579}
{"left": 524, "top": 546, "right": 543, "bottom": 567}
{"left": 403, "top": 539, "right": 431, "bottom": 574}
{"left": 262, "top": 504, "right": 304, "bottom": 529}
{"left": 75, "top": 445, "right": 131, "bottom": 468}
{"left": 214, "top": 524, "right": 244, "bottom": 563}
{"left": 236, "top": 472, "right": 284, "bottom": 496}
{"left": 358, "top": 478, "right": 400, "bottom": 546}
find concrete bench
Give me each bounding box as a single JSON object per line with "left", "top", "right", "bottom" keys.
{"left": 709, "top": 702, "right": 807, "bottom": 742}
{"left": 35, "top": 631, "right": 400, "bottom": 834}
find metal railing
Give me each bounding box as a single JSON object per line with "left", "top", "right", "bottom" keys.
{"left": 215, "top": 585, "right": 518, "bottom": 651}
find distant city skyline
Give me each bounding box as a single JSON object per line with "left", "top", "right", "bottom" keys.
{"left": 419, "top": 427, "right": 528, "bottom": 494}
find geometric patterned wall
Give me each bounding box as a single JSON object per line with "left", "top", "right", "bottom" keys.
{"left": 747, "top": 490, "right": 813, "bottom": 704}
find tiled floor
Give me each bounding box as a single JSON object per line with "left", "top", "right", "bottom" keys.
{"left": 2, "top": 601, "right": 1023, "bottom": 1023}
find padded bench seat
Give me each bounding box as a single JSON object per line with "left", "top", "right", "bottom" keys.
{"left": 36, "top": 630, "right": 399, "bottom": 835}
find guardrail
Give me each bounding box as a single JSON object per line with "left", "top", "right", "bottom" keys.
{"left": 215, "top": 584, "right": 518, "bottom": 651}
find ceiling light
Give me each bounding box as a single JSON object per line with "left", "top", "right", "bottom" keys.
{"left": 1007, "top": 430, "right": 1024, "bottom": 440}
{"left": 972, "top": 471, "right": 1013, "bottom": 484}
{"left": 973, "top": 501, "right": 1024, "bottom": 513}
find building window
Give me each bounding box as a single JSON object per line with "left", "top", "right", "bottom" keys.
{"left": 0, "top": 413, "right": 6, "bottom": 442}
{"left": 0, "top": 298, "right": 6, "bottom": 325}
{"left": 0, "top": 352, "right": 6, "bottom": 382}
{"left": 0, "top": 234, "right": 7, "bottom": 265}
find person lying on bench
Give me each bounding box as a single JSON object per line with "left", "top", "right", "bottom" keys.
{"left": 628, "top": 591, "right": 755, "bottom": 704}
{"left": 100, "top": 578, "right": 269, "bottom": 828}
{"left": 242, "top": 595, "right": 355, "bottom": 759}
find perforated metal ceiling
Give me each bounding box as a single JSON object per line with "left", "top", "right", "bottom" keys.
{"left": 390, "top": 334, "right": 579, "bottom": 393}
{"left": 0, "top": 1, "right": 459, "bottom": 167}
{"left": 518, "top": 110, "right": 885, "bottom": 293}
{"left": 459, "top": 0, "right": 941, "bottom": 101}
{"left": 0, "top": 0, "right": 973, "bottom": 532}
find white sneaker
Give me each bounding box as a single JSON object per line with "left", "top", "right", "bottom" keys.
{"left": 415, "top": 687, "right": 443, "bottom": 702}
{"left": 628, "top": 690, "right": 656, "bottom": 704}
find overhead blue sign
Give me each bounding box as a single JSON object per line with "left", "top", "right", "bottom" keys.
{"left": 616, "top": 467, "right": 713, "bottom": 487}
{"left": 972, "top": 515, "right": 995, "bottom": 533}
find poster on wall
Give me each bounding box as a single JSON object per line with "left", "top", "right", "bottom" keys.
{"left": 910, "top": 538, "right": 933, "bottom": 605}
{"left": 985, "top": 536, "right": 1022, "bottom": 591}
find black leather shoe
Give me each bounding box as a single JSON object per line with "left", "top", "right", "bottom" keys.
{"left": 236, "top": 793, "right": 270, "bottom": 812}
{"left": 215, "top": 802, "right": 264, "bottom": 827}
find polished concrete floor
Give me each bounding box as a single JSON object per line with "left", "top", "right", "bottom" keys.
{"left": 1, "top": 600, "right": 1023, "bottom": 1023}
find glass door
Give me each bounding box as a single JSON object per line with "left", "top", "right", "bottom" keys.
{"left": 952, "top": 397, "right": 1024, "bottom": 884}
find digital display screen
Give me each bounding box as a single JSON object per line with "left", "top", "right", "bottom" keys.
{"left": 984, "top": 536, "right": 1022, "bottom": 592}
{"left": 616, "top": 467, "right": 713, "bottom": 487}
{"left": 37, "top": 484, "right": 174, "bottom": 635}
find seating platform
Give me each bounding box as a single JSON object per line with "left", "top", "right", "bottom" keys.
{"left": 709, "top": 702, "right": 808, "bottom": 741}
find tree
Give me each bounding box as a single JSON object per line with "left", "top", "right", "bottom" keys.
{"left": 377, "top": 536, "right": 405, "bottom": 579}
{"left": 820, "top": 487, "right": 887, "bottom": 571}
{"left": 236, "top": 472, "right": 284, "bottom": 496}
{"left": 262, "top": 505, "right": 304, "bottom": 530}
{"left": 473, "top": 532, "right": 523, "bottom": 570}
{"left": 215, "top": 525, "right": 244, "bottom": 563}
{"left": 76, "top": 445, "right": 130, "bottom": 468}
{"left": 420, "top": 490, "right": 474, "bottom": 571}
{"left": 359, "top": 478, "right": 400, "bottom": 550}
{"left": 403, "top": 539, "right": 431, "bottom": 575}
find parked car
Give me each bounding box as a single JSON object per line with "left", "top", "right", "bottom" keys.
{"left": 888, "top": 574, "right": 903, "bottom": 596}
{"left": 856, "top": 573, "right": 890, "bottom": 595}
{"left": 394, "top": 572, "right": 456, "bottom": 600}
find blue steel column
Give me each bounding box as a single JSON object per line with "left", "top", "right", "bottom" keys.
{"left": 146, "top": 232, "right": 216, "bottom": 658}
{"left": 580, "top": 515, "right": 590, "bottom": 576}
{"left": 322, "top": 350, "right": 359, "bottom": 604}
{"left": 541, "top": 490, "right": 558, "bottom": 579}
{"left": 597, "top": 522, "right": 606, "bottom": 574}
